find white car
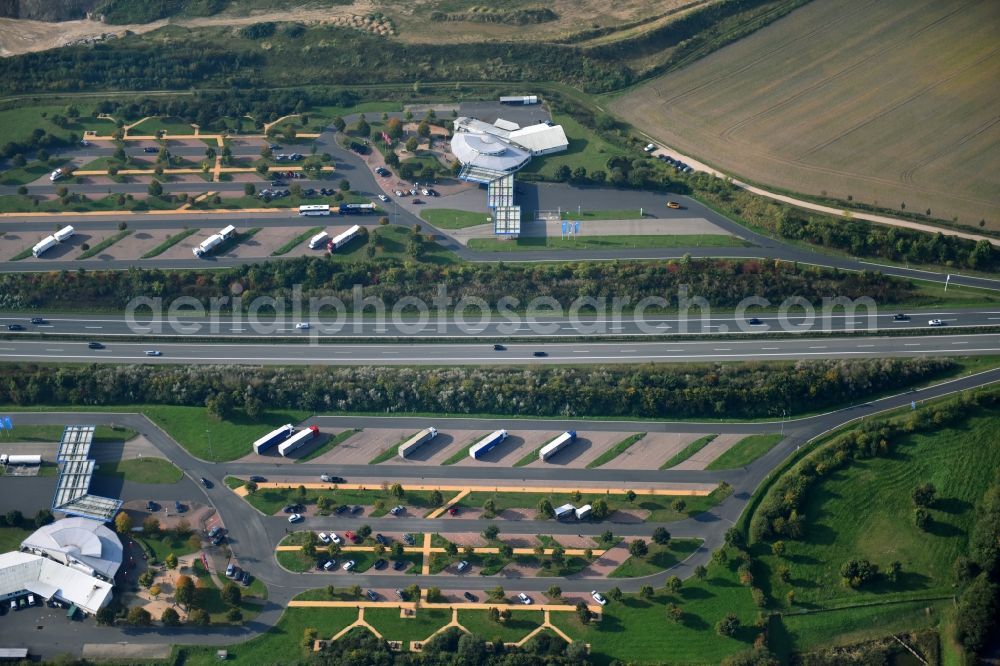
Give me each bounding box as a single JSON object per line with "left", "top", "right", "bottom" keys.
{"left": 378, "top": 194, "right": 388, "bottom": 202}
{"left": 644, "top": 143, "right": 656, "bottom": 152}
{"left": 318, "top": 532, "right": 332, "bottom": 544}
{"left": 295, "top": 322, "right": 310, "bottom": 329}
{"left": 331, "top": 533, "right": 342, "bottom": 545}
{"left": 394, "top": 190, "right": 403, "bottom": 196}
{"left": 288, "top": 513, "right": 302, "bottom": 523}
{"left": 591, "top": 590, "right": 607, "bottom": 606}
{"left": 342, "top": 560, "right": 356, "bottom": 571}
{"left": 518, "top": 593, "right": 532, "bottom": 605}
{"left": 144, "top": 350, "right": 162, "bottom": 356}
{"left": 928, "top": 319, "right": 945, "bottom": 326}
{"left": 420, "top": 189, "right": 430, "bottom": 196}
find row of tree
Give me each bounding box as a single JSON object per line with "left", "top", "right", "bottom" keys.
{"left": 0, "top": 358, "right": 953, "bottom": 420}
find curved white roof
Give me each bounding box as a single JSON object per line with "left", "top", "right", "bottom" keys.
{"left": 21, "top": 517, "right": 123, "bottom": 579}
{"left": 451, "top": 132, "right": 531, "bottom": 173}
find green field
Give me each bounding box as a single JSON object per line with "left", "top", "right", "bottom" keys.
{"left": 587, "top": 433, "right": 646, "bottom": 468}
{"left": 0, "top": 526, "right": 33, "bottom": 553}
{"left": 608, "top": 539, "right": 702, "bottom": 578}
{"left": 419, "top": 208, "right": 491, "bottom": 230}
{"left": 467, "top": 234, "right": 747, "bottom": 252}
{"left": 94, "top": 457, "right": 182, "bottom": 484}
{"left": 138, "top": 529, "right": 201, "bottom": 564}
{"left": 0, "top": 193, "right": 180, "bottom": 216}
{"left": 519, "top": 112, "right": 621, "bottom": 178}
{"left": 0, "top": 159, "right": 68, "bottom": 186}
{"left": 364, "top": 607, "right": 453, "bottom": 643}
{"left": 0, "top": 424, "right": 136, "bottom": 443}
{"left": 705, "top": 434, "right": 784, "bottom": 470}
{"left": 129, "top": 116, "right": 197, "bottom": 135}
{"left": 459, "top": 610, "right": 544, "bottom": 643}
{"left": 661, "top": 434, "right": 717, "bottom": 470}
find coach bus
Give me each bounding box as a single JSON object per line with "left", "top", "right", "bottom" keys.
{"left": 298, "top": 204, "right": 331, "bottom": 216}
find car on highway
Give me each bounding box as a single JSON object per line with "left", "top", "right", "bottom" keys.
{"left": 145, "top": 350, "right": 162, "bottom": 356}
{"left": 378, "top": 194, "right": 389, "bottom": 202}
{"left": 591, "top": 590, "right": 607, "bottom": 606}
{"left": 533, "top": 351, "right": 548, "bottom": 357}
{"left": 88, "top": 342, "right": 104, "bottom": 349}
{"left": 295, "top": 322, "right": 310, "bottom": 330}
{"left": 7, "top": 324, "right": 24, "bottom": 331}
{"left": 143, "top": 147, "right": 158, "bottom": 153}
{"left": 748, "top": 317, "right": 763, "bottom": 326}
{"left": 666, "top": 201, "right": 683, "bottom": 209}
{"left": 342, "top": 560, "right": 356, "bottom": 571}
{"left": 893, "top": 314, "right": 910, "bottom": 321}
{"left": 29, "top": 317, "right": 45, "bottom": 324}
{"left": 518, "top": 593, "right": 533, "bottom": 605}
{"left": 493, "top": 344, "right": 506, "bottom": 351}
{"left": 366, "top": 589, "right": 379, "bottom": 601}
{"left": 288, "top": 513, "right": 302, "bottom": 523}
{"left": 200, "top": 477, "right": 212, "bottom": 488}
{"left": 320, "top": 474, "right": 345, "bottom": 483}
{"left": 928, "top": 319, "right": 946, "bottom": 326}
{"left": 463, "top": 592, "right": 478, "bottom": 602}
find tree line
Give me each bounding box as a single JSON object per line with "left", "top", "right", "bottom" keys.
{"left": 0, "top": 358, "right": 953, "bottom": 420}
{"left": 0, "top": 256, "right": 919, "bottom": 313}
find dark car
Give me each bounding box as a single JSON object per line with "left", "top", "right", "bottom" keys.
{"left": 374, "top": 533, "right": 388, "bottom": 546}
{"left": 270, "top": 181, "right": 287, "bottom": 188}
{"left": 351, "top": 505, "right": 363, "bottom": 514}
{"left": 7, "top": 324, "right": 24, "bottom": 331}
{"left": 146, "top": 500, "right": 159, "bottom": 512}
{"left": 448, "top": 507, "right": 460, "bottom": 516}
{"left": 200, "top": 477, "right": 212, "bottom": 489}
{"left": 493, "top": 344, "right": 506, "bottom": 351}
{"left": 463, "top": 591, "right": 478, "bottom": 602}
{"left": 249, "top": 475, "right": 266, "bottom": 483}
{"left": 282, "top": 505, "right": 296, "bottom": 513}
{"left": 143, "top": 147, "right": 158, "bottom": 153}
{"left": 88, "top": 341, "right": 105, "bottom": 349}
{"left": 240, "top": 571, "right": 252, "bottom": 586}
{"left": 403, "top": 534, "right": 415, "bottom": 545}
{"left": 212, "top": 534, "right": 225, "bottom": 546}
{"left": 393, "top": 560, "right": 407, "bottom": 571}
{"left": 29, "top": 317, "right": 45, "bottom": 324}
{"left": 747, "top": 317, "right": 762, "bottom": 325}
{"left": 335, "top": 505, "right": 349, "bottom": 515}
{"left": 366, "top": 589, "right": 379, "bottom": 601}
{"left": 411, "top": 198, "right": 422, "bottom": 204}
{"left": 533, "top": 351, "right": 548, "bottom": 357}
{"left": 893, "top": 313, "right": 910, "bottom": 321}
{"left": 174, "top": 500, "right": 185, "bottom": 513}
{"left": 373, "top": 559, "right": 388, "bottom": 570}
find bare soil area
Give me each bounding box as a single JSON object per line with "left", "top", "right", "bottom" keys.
{"left": 598, "top": 432, "right": 700, "bottom": 470}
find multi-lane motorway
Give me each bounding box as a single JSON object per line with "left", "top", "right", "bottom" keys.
{"left": 1, "top": 334, "right": 999, "bottom": 365}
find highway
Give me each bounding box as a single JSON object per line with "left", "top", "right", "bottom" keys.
{"left": 2, "top": 308, "right": 998, "bottom": 338}
{"left": 1, "top": 333, "right": 998, "bottom": 365}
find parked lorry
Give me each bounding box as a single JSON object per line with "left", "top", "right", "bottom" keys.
{"left": 54, "top": 225, "right": 75, "bottom": 242}
{"left": 398, "top": 427, "right": 438, "bottom": 459}
{"left": 0, "top": 454, "right": 42, "bottom": 465}
{"left": 252, "top": 424, "right": 295, "bottom": 454}
{"left": 575, "top": 504, "right": 592, "bottom": 520}
{"left": 327, "top": 225, "right": 362, "bottom": 253}
{"left": 469, "top": 429, "right": 508, "bottom": 460}
{"left": 277, "top": 426, "right": 320, "bottom": 457}
{"left": 308, "top": 231, "right": 329, "bottom": 249}
{"left": 193, "top": 226, "right": 235, "bottom": 257}
{"left": 539, "top": 431, "right": 577, "bottom": 461}
{"left": 554, "top": 503, "right": 575, "bottom": 520}
{"left": 32, "top": 236, "right": 59, "bottom": 257}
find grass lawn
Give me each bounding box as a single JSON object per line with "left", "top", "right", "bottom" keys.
{"left": 139, "top": 530, "right": 200, "bottom": 563}
{"left": 129, "top": 116, "right": 196, "bottom": 135}
{"left": 661, "top": 435, "right": 717, "bottom": 470}
{"left": 0, "top": 193, "right": 180, "bottom": 216}
{"left": 419, "top": 208, "right": 491, "bottom": 230}
{"left": 0, "top": 525, "right": 33, "bottom": 553}
{"left": 0, "top": 159, "right": 68, "bottom": 186}
{"left": 457, "top": 487, "right": 729, "bottom": 523}
{"left": 0, "top": 101, "right": 112, "bottom": 147}
{"left": 552, "top": 567, "right": 761, "bottom": 666}
{"left": 560, "top": 209, "right": 647, "bottom": 220}
{"left": 95, "top": 457, "right": 182, "bottom": 484}
{"left": 752, "top": 406, "right": 1000, "bottom": 614}
{"left": 294, "top": 429, "right": 361, "bottom": 463}
{"left": 276, "top": 549, "right": 314, "bottom": 573}
{"left": 587, "top": 433, "right": 646, "bottom": 468}
{"left": 142, "top": 228, "right": 200, "bottom": 258}
{"left": 190, "top": 559, "right": 264, "bottom": 622}
{"left": 608, "top": 539, "right": 702, "bottom": 578}
{"left": 467, "top": 234, "right": 747, "bottom": 252}
{"left": 175, "top": 606, "right": 359, "bottom": 665}
{"left": 458, "top": 609, "right": 544, "bottom": 643}
{"left": 0, "top": 424, "right": 136, "bottom": 443}
{"left": 79, "top": 230, "right": 131, "bottom": 259}
{"left": 365, "top": 607, "right": 452, "bottom": 643}
{"left": 706, "top": 434, "right": 784, "bottom": 470}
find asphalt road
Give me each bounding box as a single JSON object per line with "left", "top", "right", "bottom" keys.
{"left": 2, "top": 309, "right": 996, "bottom": 339}
{"left": 1, "top": 333, "right": 997, "bottom": 365}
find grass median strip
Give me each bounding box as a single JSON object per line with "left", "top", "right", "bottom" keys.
{"left": 420, "top": 208, "right": 491, "bottom": 230}
{"left": 272, "top": 226, "right": 323, "bottom": 256}
{"left": 513, "top": 445, "right": 544, "bottom": 467}
{"left": 706, "top": 433, "right": 784, "bottom": 470}
{"left": 79, "top": 230, "right": 131, "bottom": 259}
{"left": 660, "top": 434, "right": 717, "bottom": 470}
{"left": 587, "top": 433, "right": 646, "bottom": 468}
{"left": 141, "top": 228, "right": 200, "bottom": 258}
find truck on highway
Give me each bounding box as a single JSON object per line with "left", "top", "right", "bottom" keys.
{"left": 32, "top": 236, "right": 58, "bottom": 257}
{"left": 469, "top": 429, "right": 508, "bottom": 460}
{"left": 277, "top": 425, "right": 320, "bottom": 457}
{"left": 327, "top": 225, "right": 362, "bottom": 253}
{"left": 398, "top": 427, "right": 437, "bottom": 459}
{"left": 0, "top": 454, "right": 42, "bottom": 465}
{"left": 252, "top": 424, "right": 295, "bottom": 454}
{"left": 539, "top": 431, "right": 577, "bottom": 462}
{"left": 308, "top": 231, "right": 329, "bottom": 249}
{"left": 53, "top": 225, "right": 75, "bottom": 242}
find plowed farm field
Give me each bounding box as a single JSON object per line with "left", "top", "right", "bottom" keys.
{"left": 612, "top": 0, "right": 1000, "bottom": 228}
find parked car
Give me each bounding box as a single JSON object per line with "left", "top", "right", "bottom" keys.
{"left": 378, "top": 194, "right": 388, "bottom": 202}
{"left": 389, "top": 505, "right": 404, "bottom": 516}
{"left": 249, "top": 475, "right": 266, "bottom": 483}
{"left": 393, "top": 560, "right": 407, "bottom": 571}
{"left": 393, "top": 190, "right": 403, "bottom": 196}
{"left": 518, "top": 593, "right": 533, "bottom": 605}
{"left": 420, "top": 189, "right": 430, "bottom": 196}
{"left": 374, "top": 533, "right": 388, "bottom": 545}
{"left": 463, "top": 592, "right": 478, "bottom": 602}
{"left": 174, "top": 501, "right": 185, "bottom": 513}
{"left": 323, "top": 560, "right": 336, "bottom": 571}
{"left": 366, "top": 589, "right": 379, "bottom": 601}
{"left": 146, "top": 500, "right": 159, "bottom": 512}
{"left": 240, "top": 571, "right": 252, "bottom": 586}
{"left": 456, "top": 560, "right": 470, "bottom": 573}
{"left": 591, "top": 590, "right": 607, "bottom": 606}
{"left": 318, "top": 532, "right": 332, "bottom": 544}
{"left": 212, "top": 534, "right": 225, "bottom": 546}
{"left": 342, "top": 560, "right": 356, "bottom": 571}
{"left": 448, "top": 507, "right": 460, "bottom": 516}
{"left": 352, "top": 505, "right": 363, "bottom": 514}
{"left": 226, "top": 563, "right": 236, "bottom": 577}
{"left": 396, "top": 588, "right": 406, "bottom": 600}
{"left": 288, "top": 513, "right": 302, "bottom": 523}
{"left": 345, "top": 530, "right": 356, "bottom": 542}
{"left": 331, "top": 533, "right": 342, "bottom": 545}
{"left": 334, "top": 505, "right": 349, "bottom": 515}
{"left": 373, "top": 559, "right": 388, "bottom": 570}
{"left": 208, "top": 526, "right": 223, "bottom": 539}
{"left": 282, "top": 505, "right": 296, "bottom": 513}
{"left": 403, "top": 534, "right": 415, "bottom": 545}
